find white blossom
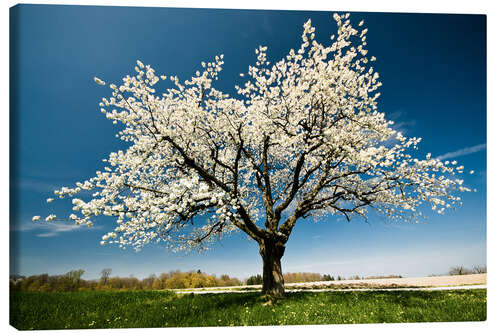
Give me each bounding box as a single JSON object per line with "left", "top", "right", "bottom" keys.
{"left": 38, "top": 13, "right": 470, "bottom": 254}
{"left": 45, "top": 214, "right": 57, "bottom": 222}
{"left": 94, "top": 77, "right": 105, "bottom": 85}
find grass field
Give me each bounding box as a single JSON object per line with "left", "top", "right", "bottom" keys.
{"left": 10, "top": 289, "right": 486, "bottom": 329}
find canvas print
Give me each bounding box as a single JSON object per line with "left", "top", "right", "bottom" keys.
{"left": 9, "top": 4, "right": 486, "bottom": 329}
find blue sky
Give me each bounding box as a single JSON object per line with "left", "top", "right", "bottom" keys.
{"left": 10, "top": 4, "right": 486, "bottom": 280}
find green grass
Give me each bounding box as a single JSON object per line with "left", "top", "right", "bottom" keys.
{"left": 10, "top": 289, "right": 486, "bottom": 329}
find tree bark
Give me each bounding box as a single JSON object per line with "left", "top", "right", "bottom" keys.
{"left": 259, "top": 238, "right": 285, "bottom": 297}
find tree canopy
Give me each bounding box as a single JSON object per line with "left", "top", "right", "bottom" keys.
{"left": 34, "top": 13, "right": 471, "bottom": 296}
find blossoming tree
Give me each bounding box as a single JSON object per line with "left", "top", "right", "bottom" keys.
{"left": 35, "top": 13, "right": 471, "bottom": 297}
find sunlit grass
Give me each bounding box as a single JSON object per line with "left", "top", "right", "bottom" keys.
{"left": 10, "top": 289, "right": 486, "bottom": 329}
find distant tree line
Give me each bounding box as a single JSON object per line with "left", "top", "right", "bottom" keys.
{"left": 245, "top": 267, "right": 486, "bottom": 284}
{"left": 283, "top": 272, "right": 325, "bottom": 283}
{"left": 244, "top": 272, "right": 403, "bottom": 285}
{"left": 245, "top": 273, "right": 332, "bottom": 285}
{"left": 11, "top": 270, "right": 405, "bottom": 292}
{"left": 11, "top": 270, "right": 410, "bottom": 292}
{"left": 449, "top": 265, "right": 486, "bottom": 276}
{"left": 14, "top": 265, "right": 482, "bottom": 292}
{"left": 10, "top": 269, "right": 243, "bottom": 292}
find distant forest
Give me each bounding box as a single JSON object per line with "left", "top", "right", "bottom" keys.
{"left": 10, "top": 264, "right": 484, "bottom": 292}
{"left": 10, "top": 269, "right": 240, "bottom": 292}
{"left": 10, "top": 269, "right": 401, "bottom": 292}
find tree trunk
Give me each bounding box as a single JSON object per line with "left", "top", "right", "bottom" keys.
{"left": 259, "top": 239, "right": 285, "bottom": 297}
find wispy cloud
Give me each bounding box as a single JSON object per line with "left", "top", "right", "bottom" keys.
{"left": 386, "top": 109, "right": 416, "bottom": 134}
{"left": 435, "top": 143, "right": 486, "bottom": 160}
{"left": 12, "top": 221, "right": 102, "bottom": 238}
{"left": 36, "top": 224, "right": 82, "bottom": 238}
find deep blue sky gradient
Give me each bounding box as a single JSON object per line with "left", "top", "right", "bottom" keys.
{"left": 10, "top": 5, "right": 486, "bottom": 280}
